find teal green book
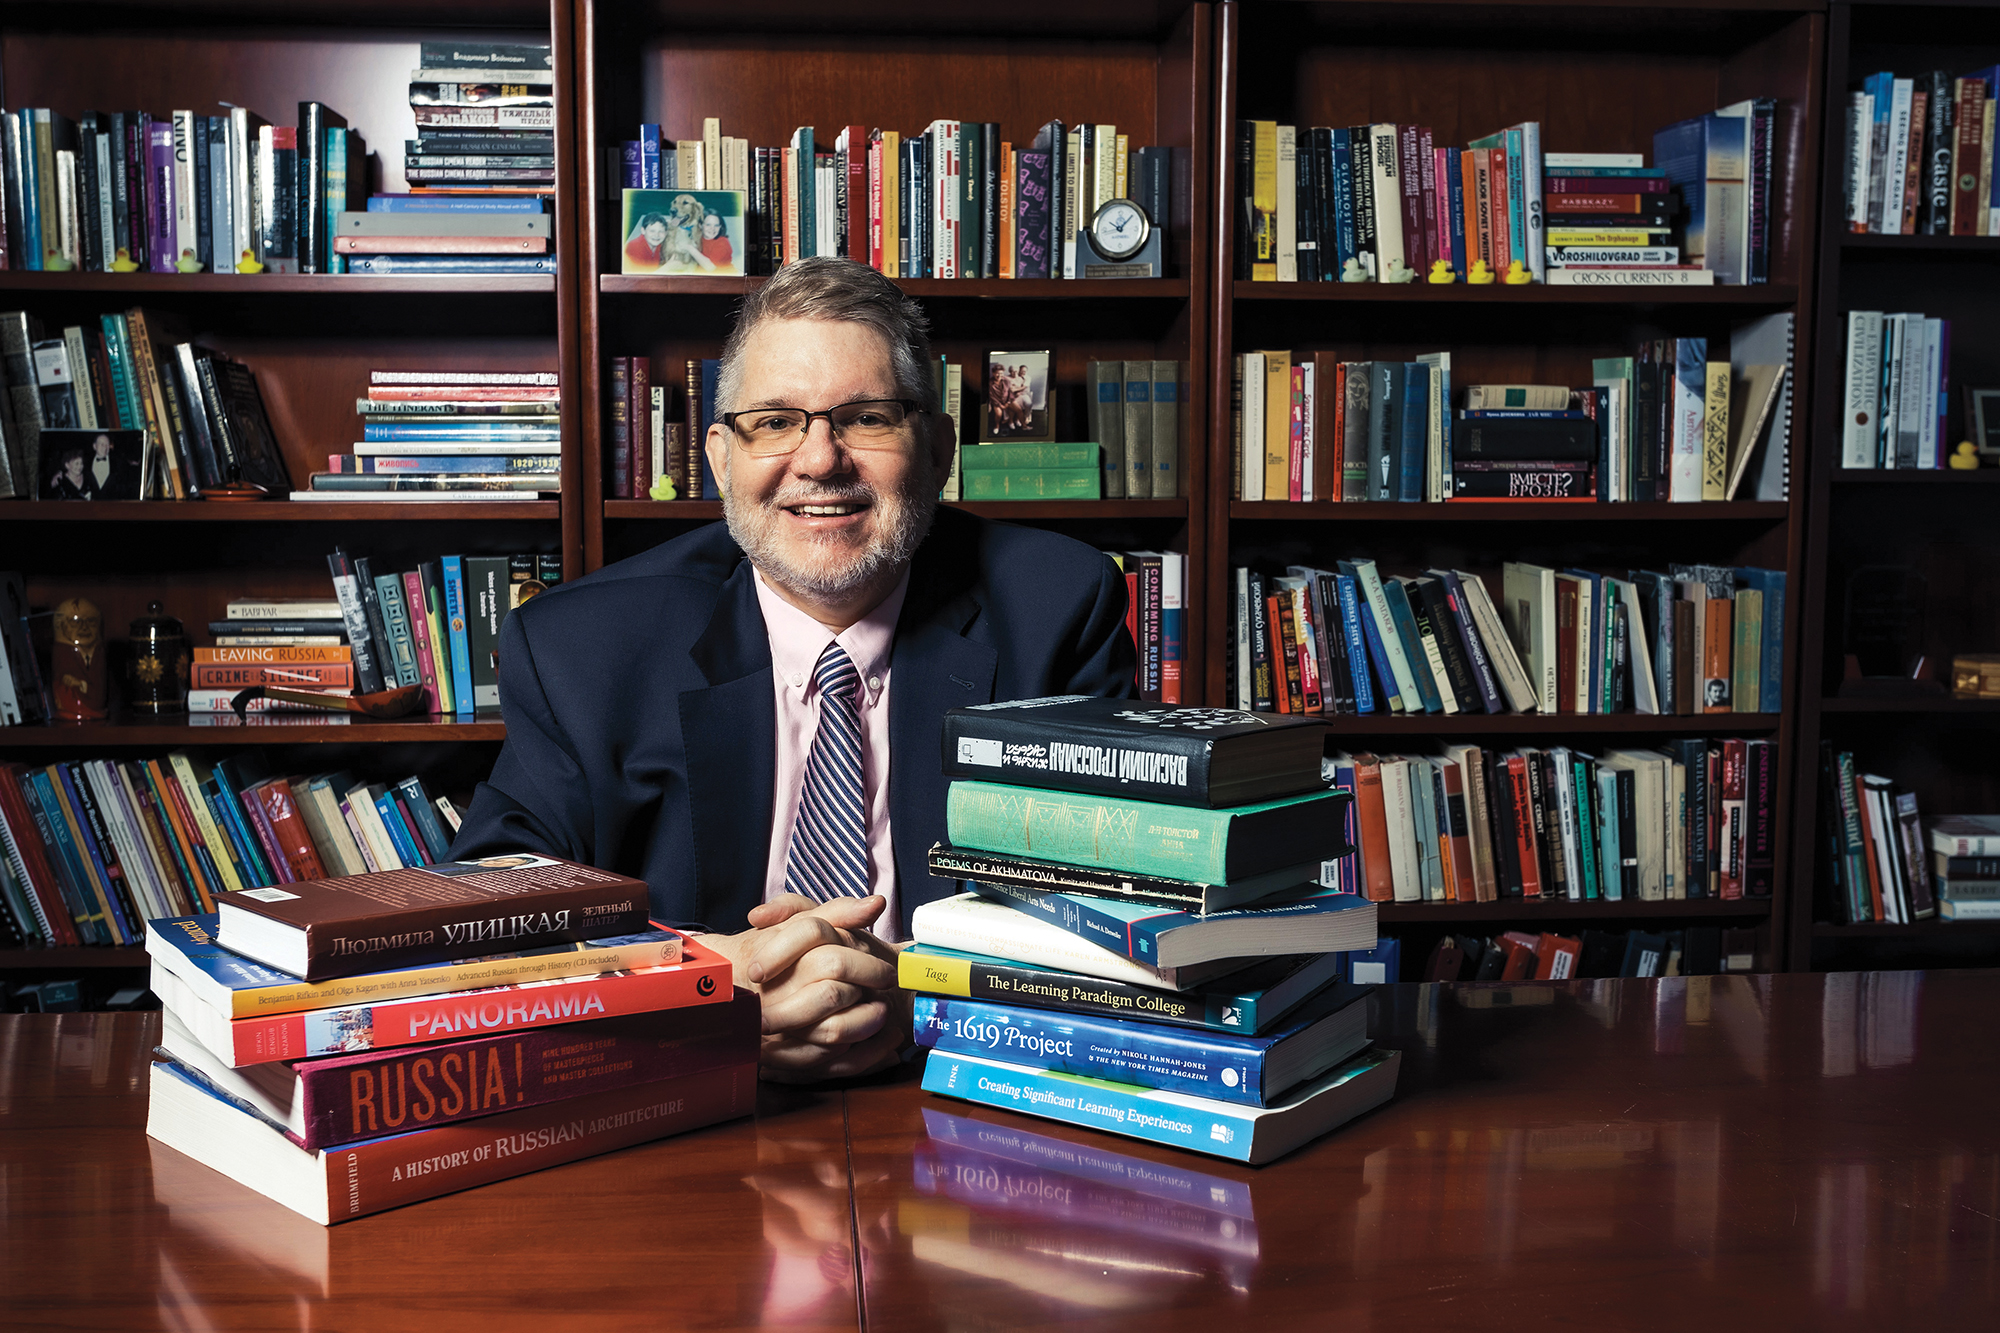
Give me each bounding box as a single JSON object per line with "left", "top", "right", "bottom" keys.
{"left": 959, "top": 468, "right": 1101, "bottom": 501}
{"left": 958, "top": 441, "right": 1100, "bottom": 470}
{"left": 944, "top": 781, "right": 1346, "bottom": 883}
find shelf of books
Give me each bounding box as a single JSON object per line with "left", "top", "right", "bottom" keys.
{"left": 574, "top": 0, "right": 1214, "bottom": 700}
{"left": 0, "top": 4, "right": 580, "bottom": 972}
{"left": 1789, "top": 1, "right": 2000, "bottom": 970}
{"left": 1209, "top": 0, "right": 1823, "bottom": 969}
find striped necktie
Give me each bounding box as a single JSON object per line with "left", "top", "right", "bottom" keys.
{"left": 783, "top": 641, "right": 871, "bottom": 902}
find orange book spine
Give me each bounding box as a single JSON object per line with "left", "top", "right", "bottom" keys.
{"left": 252, "top": 780, "right": 328, "bottom": 882}
{"left": 1267, "top": 594, "right": 1297, "bottom": 714}
{"left": 193, "top": 646, "right": 354, "bottom": 665}
{"left": 146, "top": 759, "right": 216, "bottom": 914}
{"left": 1351, "top": 757, "right": 1395, "bottom": 902}
{"left": 1507, "top": 755, "right": 1543, "bottom": 899}
{"left": 1702, "top": 596, "right": 1734, "bottom": 713}
{"left": 1443, "top": 761, "right": 1477, "bottom": 902}
{"left": 189, "top": 662, "right": 355, "bottom": 689}
{"left": 1291, "top": 587, "right": 1323, "bottom": 715}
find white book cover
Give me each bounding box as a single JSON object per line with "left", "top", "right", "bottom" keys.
{"left": 1841, "top": 311, "right": 1883, "bottom": 468}
{"left": 1367, "top": 123, "right": 1404, "bottom": 277}
{"left": 1671, "top": 340, "right": 1706, "bottom": 500}
{"left": 1543, "top": 152, "right": 1643, "bottom": 168}
{"left": 1501, "top": 561, "right": 1558, "bottom": 714}
{"left": 1618, "top": 579, "right": 1661, "bottom": 715}
{"left": 1240, "top": 351, "right": 1266, "bottom": 501}
{"left": 94, "top": 131, "right": 116, "bottom": 272}
{"left": 1602, "top": 750, "right": 1666, "bottom": 901}
{"left": 1516, "top": 120, "right": 1546, "bottom": 282}
{"left": 1847, "top": 92, "right": 1873, "bottom": 229}
{"left": 1276, "top": 125, "right": 1298, "bottom": 282}
{"left": 1549, "top": 746, "right": 1583, "bottom": 901}
{"left": 1379, "top": 758, "right": 1422, "bottom": 902}
{"left": 1663, "top": 758, "right": 1685, "bottom": 899}
{"left": 1895, "top": 312, "right": 1928, "bottom": 468}
{"left": 1455, "top": 569, "right": 1538, "bottom": 713}
{"left": 1352, "top": 558, "right": 1419, "bottom": 713}
{"left": 1062, "top": 127, "right": 1082, "bottom": 278}
{"left": 929, "top": 120, "right": 960, "bottom": 280}
{"left": 1416, "top": 351, "right": 1450, "bottom": 501}
{"left": 1919, "top": 317, "right": 1943, "bottom": 467}
{"left": 1233, "top": 566, "right": 1253, "bottom": 710}
{"left": 1878, "top": 314, "right": 1904, "bottom": 467}
{"left": 1885, "top": 79, "right": 1915, "bottom": 233}
{"left": 172, "top": 109, "right": 200, "bottom": 267}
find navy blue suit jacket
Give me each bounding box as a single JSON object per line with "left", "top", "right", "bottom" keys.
{"left": 450, "top": 507, "right": 1136, "bottom": 939}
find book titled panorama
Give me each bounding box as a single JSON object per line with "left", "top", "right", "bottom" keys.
{"left": 941, "top": 696, "right": 1330, "bottom": 808}
{"left": 214, "top": 853, "right": 652, "bottom": 982}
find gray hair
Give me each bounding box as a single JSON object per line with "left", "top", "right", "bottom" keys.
{"left": 713, "top": 257, "right": 937, "bottom": 419}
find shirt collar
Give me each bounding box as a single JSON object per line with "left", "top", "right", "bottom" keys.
{"left": 753, "top": 565, "right": 910, "bottom": 706}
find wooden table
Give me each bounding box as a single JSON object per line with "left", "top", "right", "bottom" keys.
{"left": 4, "top": 973, "right": 1997, "bottom": 1330}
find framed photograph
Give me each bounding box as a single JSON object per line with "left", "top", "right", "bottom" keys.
{"left": 620, "top": 189, "right": 746, "bottom": 276}
{"left": 980, "top": 348, "right": 1055, "bottom": 442}
{"left": 1969, "top": 387, "right": 2000, "bottom": 460}
{"left": 40, "top": 429, "right": 145, "bottom": 501}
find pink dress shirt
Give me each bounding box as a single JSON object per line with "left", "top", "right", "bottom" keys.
{"left": 753, "top": 568, "right": 910, "bottom": 941}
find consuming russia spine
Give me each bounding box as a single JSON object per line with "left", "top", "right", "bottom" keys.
{"left": 147, "top": 1058, "right": 756, "bottom": 1225}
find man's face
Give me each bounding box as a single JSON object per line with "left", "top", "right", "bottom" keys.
{"left": 643, "top": 220, "right": 667, "bottom": 246}
{"left": 92, "top": 435, "right": 113, "bottom": 459}
{"left": 707, "top": 318, "right": 952, "bottom": 609}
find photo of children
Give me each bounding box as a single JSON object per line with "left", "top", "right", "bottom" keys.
{"left": 620, "top": 189, "right": 745, "bottom": 276}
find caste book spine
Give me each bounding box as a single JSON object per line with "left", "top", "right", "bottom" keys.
{"left": 295, "top": 992, "right": 758, "bottom": 1150}
{"left": 148, "top": 1059, "right": 756, "bottom": 1225}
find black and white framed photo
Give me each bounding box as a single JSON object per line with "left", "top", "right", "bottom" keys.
{"left": 1968, "top": 387, "right": 2000, "bottom": 461}
{"left": 41, "top": 429, "right": 144, "bottom": 501}
{"left": 980, "top": 348, "right": 1055, "bottom": 443}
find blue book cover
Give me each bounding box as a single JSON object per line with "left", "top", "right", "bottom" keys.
{"left": 211, "top": 756, "right": 281, "bottom": 883}
{"left": 361, "top": 423, "right": 561, "bottom": 442}
{"left": 17, "top": 111, "right": 41, "bottom": 270}
{"left": 915, "top": 981, "right": 1371, "bottom": 1107}
{"left": 1330, "top": 127, "right": 1357, "bottom": 276}
{"left": 1014, "top": 149, "right": 1052, "bottom": 280}
{"left": 441, "top": 556, "right": 476, "bottom": 716}
{"left": 699, "top": 357, "right": 721, "bottom": 498}
{"left": 638, "top": 123, "right": 661, "bottom": 188}
{"left": 371, "top": 788, "right": 425, "bottom": 867}
{"left": 1571, "top": 756, "right": 1601, "bottom": 900}
{"left": 393, "top": 776, "right": 456, "bottom": 861}
{"left": 1377, "top": 577, "right": 1441, "bottom": 713}
{"left": 344, "top": 255, "right": 557, "bottom": 273}
{"left": 51, "top": 767, "right": 136, "bottom": 943}
{"left": 1595, "top": 767, "right": 1623, "bottom": 901}
{"left": 620, "top": 140, "right": 642, "bottom": 189}
{"left": 792, "top": 126, "right": 815, "bottom": 261}
{"left": 920, "top": 1107, "right": 1255, "bottom": 1220}
{"left": 1333, "top": 573, "right": 1376, "bottom": 714}
{"left": 1396, "top": 361, "right": 1426, "bottom": 502}
{"left": 203, "top": 778, "right": 267, "bottom": 888}
{"left": 972, "top": 884, "right": 1373, "bottom": 968}
{"left": 1445, "top": 145, "right": 1467, "bottom": 276}
{"left": 367, "top": 194, "right": 548, "bottom": 213}
{"left": 920, "top": 1045, "right": 1399, "bottom": 1164}
{"left": 1338, "top": 564, "right": 1401, "bottom": 713}
{"left": 1342, "top": 936, "right": 1399, "bottom": 984}
{"left": 1735, "top": 566, "right": 1786, "bottom": 713}
{"left": 19, "top": 772, "right": 101, "bottom": 943}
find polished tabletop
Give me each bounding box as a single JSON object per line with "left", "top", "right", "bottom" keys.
{"left": 4, "top": 972, "right": 1996, "bottom": 1330}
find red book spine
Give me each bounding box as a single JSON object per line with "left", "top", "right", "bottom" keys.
{"left": 1267, "top": 594, "right": 1296, "bottom": 714}
{"left": 846, "top": 123, "right": 868, "bottom": 261}
{"left": 188, "top": 662, "right": 356, "bottom": 689}
{"left": 0, "top": 766, "right": 81, "bottom": 945}
{"left": 1484, "top": 145, "right": 1510, "bottom": 269}
{"left": 234, "top": 781, "right": 297, "bottom": 885}
{"left": 1122, "top": 567, "right": 1139, "bottom": 683}
{"left": 212, "top": 954, "right": 736, "bottom": 1066}
{"left": 1507, "top": 756, "right": 1542, "bottom": 899}
{"left": 1543, "top": 194, "right": 1659, "bottom": 214}
{"left": 295, "top": 991, "right": 759, "bottom": 1150}
{"left": 868, "top": 135, "right": 885, "bottom": 271}
{"left": 1292, "top": 587, "right": 1323, "bottom": 715}
{"left": 1352, "top": 756, "right": 1393, "bottom": 903}
{"left": 1417, "top": 126, "right": 1439, "bottom": 268}
{"left": 608, "top": 356, "right": 630, "bottom": 498}
{"left": 629, "top": 357, "right": 652, "bottom": 500}
{"left": 254, "top": 779, "right": 328, "bottom": 882}
{"left": 403, "top": 570, "right": 444, "bottom": 711}
{"left": 1953, "top": 78, "right": 1988, "bottom": 235}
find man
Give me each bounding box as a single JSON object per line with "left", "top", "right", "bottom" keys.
{"left": 451, "top": 257, "right": 1135, "bottom": 1082}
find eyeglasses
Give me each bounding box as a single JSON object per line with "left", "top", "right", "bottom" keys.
{"left": 719, "top": 399, "right": 926, "bottom": 456}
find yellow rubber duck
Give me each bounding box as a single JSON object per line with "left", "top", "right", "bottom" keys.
{"left": 649, "top": 475, "right": 679, "bottom": 500}
{"left": 235, "top": 249, "right": 266, "bottom": 274}
{"left": 1504, "top": 260, "right": 1532, "bottom": 285}
{"left": 1428, "top": 259, "right": 1456, "bottom": 284}
{"left": 109, "top": 248, "right": 140, "bottom": 273}
{"left": 1950, "top": 441, "right": 1982, "bottom": 470}
{"left": 1382, "top": 257, "right": 1417, "bottom": 284}
{"left": 1467, "top": 259, "right": 1495, "bottom": 285}
{"left": 1340, "top": 257, "right": 1369, "bottom": 283}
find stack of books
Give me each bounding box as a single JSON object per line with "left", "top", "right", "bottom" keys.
{"left": 302, "top": 370, "right": 561, "bottom": 499}
{"left": 1839, "top": 310, "right": 1954, "bottom": 470}
{"left": 902, "top": 697, "right": 1396, "bottom": 1165}
{"left": 1227, "top": 558, "right": 1785, "bottom": 718}
{"left": 1844, "top": 68, "right": 1999, "bottom": 237}
{"left": 1231, "top": 326, "right": 1793, "bottom": 505}
{"left": 189, "top": 597, "right": 351, "bottom": 713}
{"left": 1820, "top": 746, "right": 1938, "bottom": 925}
{"left": 1932, "top": 817, "right": 2000, "bottom": 922}
{"left": 1325, "top": 738, "right": 1778, "bottom": 905}
{"left": 616, "top": 116, "right": 1168, "bottom": 280}
{"left": 404, "top": 40, "right": 556, "bottom": 194}
{"left": 1541, "top": 160, "right": 1688, "bottom": 285}
{"left": 0, "top": 102, "right": 360, "bottom": 275}
{"left": 143, "top": 855, "right": 757, "bottom": 1223}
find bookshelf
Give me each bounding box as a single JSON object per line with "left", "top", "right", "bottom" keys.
{"left": 570, "top": 0, "right": 1214, "bottom": 696}
{"left": 0, "top": 3, "right": 579, "bottom": 976}
{"left": 1209, "top": 0, "right": 1827, "bottom": 968}
{"left": 1789, "top": 0, "right": 2000, "bottom": 971}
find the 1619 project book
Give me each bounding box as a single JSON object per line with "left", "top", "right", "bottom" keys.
{"left": 941, "top": 697, "right": 1330, "bottom": 807}
{"left": 215, "top": 853, "right": 653, "bottom": 982}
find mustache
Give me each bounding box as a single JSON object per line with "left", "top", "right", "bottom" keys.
{"left": 766, "top": 479, "right": 877, "bottom": 507}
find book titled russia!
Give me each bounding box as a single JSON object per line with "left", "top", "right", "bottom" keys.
{"left": 215, "top": 853, "right": 652, "bottom": 981}
{"left": 941, "top": 696, "right": 1328, "bottom": 808}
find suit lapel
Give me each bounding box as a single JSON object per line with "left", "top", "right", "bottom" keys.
{"left": 889, "top": 582, "right": 996, "bottom": 939}
{"left": 679, "top": 560, "right": 776, "bottom": 931}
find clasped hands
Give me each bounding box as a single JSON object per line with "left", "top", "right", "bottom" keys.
{"left": 702, "top": 893, "right": 909, "bottom": 1083}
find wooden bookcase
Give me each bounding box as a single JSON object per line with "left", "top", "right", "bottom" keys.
{"left": 1209, "top": 0, "right": 1826, "bottom": 968}
{"left": 570, "top": 0, "right": 1214, "bottom": 685}
{"left": 0, "top": 0, "right": 584, "bottom": 972}
{"left": 1789, "top": 0, "right": 2000, "bottom": 972}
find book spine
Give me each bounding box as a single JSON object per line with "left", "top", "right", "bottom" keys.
{"left": 295, "top": 994, "right": 757, "bottom": 1150}
{"left": 900, "top": 948, "right": 1262, "bottom": 1032}
{"left": 189, "top": 662, "right": 354, "bottom": 689}
{"left": 915, "top": 995, "right": 1286, "bottom": 1107}
{"left": 940, "top": 715, "right": 1216, "bottom": 805}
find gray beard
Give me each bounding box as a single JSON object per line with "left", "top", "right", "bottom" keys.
{"left": 723, "top": 457, "right": 938, "bottom": 604}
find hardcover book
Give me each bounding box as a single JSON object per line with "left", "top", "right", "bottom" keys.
{"left": 926, "top": 842, "right": 1322, "bottom": 915}
{"left": 214, "top": 853, "right": 653, "bottom": 981}
{"left": 971, "top": 879, "right": 1374, "bottom": 968}
{"left": 940, "top": 696, "right": 1328, "bottom": 808}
